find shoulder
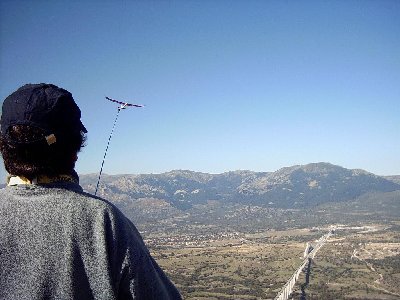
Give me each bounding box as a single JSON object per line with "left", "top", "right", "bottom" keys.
{"left": 0, "top": 184, "right": 134, "bottom": 234}
{"left": 72, "top": 189, "right": 147, "bottom": 247}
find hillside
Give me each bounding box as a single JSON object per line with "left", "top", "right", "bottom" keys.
{"left": 385, "top": 175, "right": 400, "bottom": 185}
{"left": 80, "top": 162, "right": 400, "bottom": 209}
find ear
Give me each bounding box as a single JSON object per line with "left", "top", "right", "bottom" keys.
{"left": 72, "top": 153, "right": 78, "bottom": 162}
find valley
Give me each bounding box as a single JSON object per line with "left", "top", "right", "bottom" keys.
{"left": 116, "top": 192, "right": 400, "bottom": 299}
{"left": 150, "top": 223, "right": 400, "bottom": 300}
{"left": 80, "top": 163, "right": 400, "bottom": 299}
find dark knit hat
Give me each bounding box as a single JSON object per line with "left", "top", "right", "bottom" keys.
{"left": 1, "top": 83, "right": 87, "bottom": 145}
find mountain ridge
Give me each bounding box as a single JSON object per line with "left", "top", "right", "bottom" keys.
{"left": 80, "top": 162, "right": 400, "bottom": 209}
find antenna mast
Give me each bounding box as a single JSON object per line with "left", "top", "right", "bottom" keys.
{"left": 95, "top": 97, "right": 143, "bottom": 196}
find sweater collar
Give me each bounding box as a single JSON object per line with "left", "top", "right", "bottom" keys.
{"left": 7, "top": 174, "right": 79, "bottom": 186}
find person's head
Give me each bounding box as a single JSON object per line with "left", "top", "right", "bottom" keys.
{"left": 0, "top": 83, "right": 87, "bottom": 179}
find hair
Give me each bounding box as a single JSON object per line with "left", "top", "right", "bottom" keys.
{"left": 0, "top": 125, "right": 86, "bottom": 180}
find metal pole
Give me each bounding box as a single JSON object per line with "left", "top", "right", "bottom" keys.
{"left": 95, "top": 107, "right": 121, "bottom": 196}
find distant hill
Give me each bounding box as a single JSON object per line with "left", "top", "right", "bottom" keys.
{"left": 385, "top": 175, "right": 400, "bottom": 185}
{"left": 80, "top": 162, "right": 400, "bottom": 209}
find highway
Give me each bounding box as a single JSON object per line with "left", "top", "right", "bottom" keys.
{"left": 274, "top": 227, "right": 335, "bottom": 300}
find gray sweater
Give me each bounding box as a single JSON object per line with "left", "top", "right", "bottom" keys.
{"left": 0, "top": 182, "right": 181, "bottom": 300}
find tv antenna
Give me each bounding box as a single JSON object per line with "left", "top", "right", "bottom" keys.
{"left": 95, "top": 97, "right": 144, "bottom": 196}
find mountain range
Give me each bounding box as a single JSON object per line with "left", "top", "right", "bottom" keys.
{"left": 80, "top": 162, "right": 400, "bottom": 209}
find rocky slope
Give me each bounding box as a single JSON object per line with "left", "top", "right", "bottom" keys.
{"left": 80, "top": 162, "right": 400, "bottom": 209}
{"left": 385, "top": 175, "right": 400, "bottom": 185}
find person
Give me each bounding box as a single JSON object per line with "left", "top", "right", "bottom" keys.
{"left": 0, "top": 83, "right": 182, "bottom": 300}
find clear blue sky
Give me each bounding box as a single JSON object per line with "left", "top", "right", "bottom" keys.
{"left": 1, "top": 0, "right": 399, "bottom": 180}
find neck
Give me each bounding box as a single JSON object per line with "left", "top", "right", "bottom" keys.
{"left": 7, "top": 173, "right": 79, "bottom": 186}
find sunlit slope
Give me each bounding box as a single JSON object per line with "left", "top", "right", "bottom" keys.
{"left": 80, "top": 162, "right": 400, "bottom": 209}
